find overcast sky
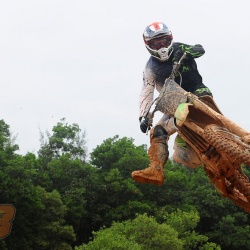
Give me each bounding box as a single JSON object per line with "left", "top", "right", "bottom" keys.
{"left": 0, "top": 0, "right": 250, "bottom": 158}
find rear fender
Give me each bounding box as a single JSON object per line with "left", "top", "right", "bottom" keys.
{"left": 174, "top": 103, "right": 193, "bottom": 126}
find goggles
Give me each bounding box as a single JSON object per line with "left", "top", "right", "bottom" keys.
{"left": 147, "top": 35, "right": 172, "bottom": 50}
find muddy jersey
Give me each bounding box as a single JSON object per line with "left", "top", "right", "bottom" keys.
{"left": 139, "top": 42, "right": 210, "bottom": 118}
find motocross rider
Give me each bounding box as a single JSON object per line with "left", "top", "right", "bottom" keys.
{"left": 131, "top": 21, "right": 213, "bottom": 185}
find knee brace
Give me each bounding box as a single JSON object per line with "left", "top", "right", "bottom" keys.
{"left": 151, "top": 125, "right": 168, "bottom": 139}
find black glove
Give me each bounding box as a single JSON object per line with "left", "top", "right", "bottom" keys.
{"left": 139, "top": 117, "right": 151, "bottom": 133}
{"left": 173, "top": 48, "right": 185, "bottom": 64}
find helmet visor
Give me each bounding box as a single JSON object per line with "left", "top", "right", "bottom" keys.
{"left": 147, "top": 35, "right": 172, "bottom": 50}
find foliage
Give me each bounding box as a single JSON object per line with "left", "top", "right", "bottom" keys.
{"left": 0, "top": 157, "right": 75, "bottom": 249}
{"left": 39, "top": 118, "right": 87, "bottom": 163}
{"left": 163, "top": 209, "right": 219, "bottom": 250}
{"left": 0, "top": 120, "right": 249, "bottom": 250}
{"left": 77, "top": 213, "right": 183, "bottom": 250}
{"left": 207, "top": 213, "right": 250, "bottom": 250}
{"left": 77, "top": 212, "right": 221, "bottom": 250}
{"left": 90, "top": 135, "right": 148, "bottom": 175}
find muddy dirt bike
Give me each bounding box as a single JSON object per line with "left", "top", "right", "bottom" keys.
{"left": 147, "top": 53, "right": 250, "bottom": 212}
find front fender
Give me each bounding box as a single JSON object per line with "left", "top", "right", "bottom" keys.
{"left": 174, "top": 103, "right": 193, "bottom": 126}
{"left": 155, "top": 79, "right": 188, "bottom": 116}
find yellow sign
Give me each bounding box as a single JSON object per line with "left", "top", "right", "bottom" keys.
{"left": 0, "top": 205, "right": 16, "bottom": 239}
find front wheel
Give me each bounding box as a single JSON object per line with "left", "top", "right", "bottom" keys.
{"left": 204, "top": 124, "right": 250, "bottom": 165}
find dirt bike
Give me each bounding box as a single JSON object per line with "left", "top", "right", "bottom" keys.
{"left": 148, "top": 53, "right": 250, "bottom": 212}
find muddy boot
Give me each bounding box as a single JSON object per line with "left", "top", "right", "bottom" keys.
{"left": 131, "top": 125, "right": 169, "bottom": 185}
{"left": 173, "top": 135, "right": 202, "bottom": 168}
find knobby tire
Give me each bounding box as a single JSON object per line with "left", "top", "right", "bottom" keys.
{"left": 204, "top": 124, "right": 250, "bottom": 212}
{"left": 204, "top": 125, "right": 250, "bottom": 165}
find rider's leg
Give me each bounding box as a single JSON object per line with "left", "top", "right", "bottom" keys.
{"left": 173, "top": 134, "right": 202, "bottom": 168}
{"left": 131, "top": 125, "right": 168, "bottom": 185}
{"left": 131, "top": 115, "right": 177, "bottom": 186}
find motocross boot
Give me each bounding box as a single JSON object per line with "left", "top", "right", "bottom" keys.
{"left": 131, "top": 125, "right": 169, "bottom": 186}
{"left": 173, "top": 134, "right": 202, "bottom": 168}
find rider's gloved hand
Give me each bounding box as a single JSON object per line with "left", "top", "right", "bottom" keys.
{"left": 139, "top": 117, "right": 151, "bottom": 133}
{"left": 173, "top": 48, "right": 185, "bottom": 64}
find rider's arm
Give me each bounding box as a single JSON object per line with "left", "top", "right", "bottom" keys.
{"left": 139, "top": 67, "right": 155, "bottom": 119}
{"left": 178, "top": 43, "right": 205, "bottom": 59}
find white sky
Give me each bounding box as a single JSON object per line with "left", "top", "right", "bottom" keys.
{"left": 0, "top": 0, "right": 250, "bottom": 158}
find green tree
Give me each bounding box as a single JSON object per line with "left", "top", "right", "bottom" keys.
{"left": 99, "top": 168, "right": 153, "bottom": 225}
{"left": 44, "top": 154, "right": 86, "bottom": 192}
{"left": 0, "top": 119, "right": 19, "bottom": 166}
{"left": 136, "top": 160, "right": 191, "bottom": 209}
{"left": 37, "top": 151, "right": 106, "bottom": 245}
{"left": 62, "top": 162, "right": 105, "bottom": 245}
{"left": 31, "top": 187, "right": 76, "bottom": 250}
{"left": 89, "top": 136, "right": 156, "bottom": 228}
{"left": 208, "top": 213, "right": 250, "bottom": 250}
{"left": 163, "top": 209, "right": 220, "bottom": 250}
{"left": 77, "top": 214, "right": 183, "bottom": 250}
{"left": 39, "top": 118, "right": 87, "bottom": 163}
{"left": 0, "top": 158, "right": 76, "bottom": 249}
{"left": 0, "top": 120, "right": 76, "bottom": 249}
{"left": 90, "top": 135, "right": 148, "bottom": 176}
{"left": 77, "top": 213, "right": 221, "bottom": 250}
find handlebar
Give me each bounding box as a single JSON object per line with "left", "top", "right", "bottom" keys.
{"left": 167, "top": 52, "right": 187, "bottom": 81}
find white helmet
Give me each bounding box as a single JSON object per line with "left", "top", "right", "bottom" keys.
{"left": 143, "top": 22, "right": 173, "bottom": 61}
